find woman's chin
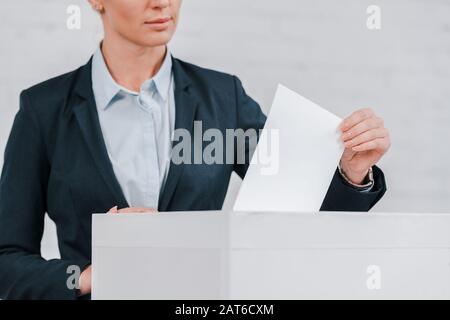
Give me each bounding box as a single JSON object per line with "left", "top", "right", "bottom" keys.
{"left": 133, "top": 32, "right": 174, "bottom": 48}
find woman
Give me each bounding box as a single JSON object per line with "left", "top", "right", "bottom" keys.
{"left": 0, "top": 0, "right": 390, "bottom": 299}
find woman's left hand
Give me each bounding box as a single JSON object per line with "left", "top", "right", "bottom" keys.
{"left": 339, "top": 108, "right": 391, "bottom": 184}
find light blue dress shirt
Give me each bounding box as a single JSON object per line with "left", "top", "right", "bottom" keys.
{"left": 91, "top": 47, "right": 175, "bottom": 208}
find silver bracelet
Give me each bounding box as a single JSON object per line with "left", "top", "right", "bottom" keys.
{"left": 338, "top": 161, "right": 374, "bottom": 189}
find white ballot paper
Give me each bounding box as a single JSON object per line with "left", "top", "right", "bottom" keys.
{"left": 233, "top": 84, "right": 344, "bottom": 212}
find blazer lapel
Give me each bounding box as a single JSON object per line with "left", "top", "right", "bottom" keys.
{"left": 72, "top": 59, "right": 129, "bottom": 209}
{"left": 158, "top": 57, "right": 200, "bottom": 211}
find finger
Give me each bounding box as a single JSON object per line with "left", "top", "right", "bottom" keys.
{"left": 341, "top": 146, "right": 357, "bottom": 161}
{"left": 340, "top": 108, "right": 374, "bottom": 132}
{"left": 344, "top": 128, "right": 389, "bottom": 148}
{"left": 117, "top": 207, "right": 157, "bottom": 213}
{"left": 351, "top": 137, "right": 390, "bottom": 152}
{"left": 107, "top": 206, "right": 118, "bottom": 214}
{"left": 117, "top": 207, "right": 144, "bottom": 213}
{"left": 341, "top": 117, "right": 384, "bottom": 142}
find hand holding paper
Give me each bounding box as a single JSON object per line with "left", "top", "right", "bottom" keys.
{"left": 339, "top": 108, "right": 390, "bottom": 185}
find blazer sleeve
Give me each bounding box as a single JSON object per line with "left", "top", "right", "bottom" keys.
{"left": 0, "top": 91, "right": 87, "bottom": 299}
{"left": 232, "top": 76, "right": 387, "bottom": 212}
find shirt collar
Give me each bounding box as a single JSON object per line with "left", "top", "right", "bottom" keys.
{"left": 149, "top": 47, "right": 172, "bottom": 102}
{"left": 91, "top": 46, "right": 173, "bottom": 110}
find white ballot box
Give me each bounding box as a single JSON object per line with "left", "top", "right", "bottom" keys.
{"left": 92, "top": 211, "right": 450, "bottom": 300}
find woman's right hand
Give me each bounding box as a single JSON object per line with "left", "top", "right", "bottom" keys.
{"left": 78, "top": 265, "right": 92, "bottom": 296}
{"left": 107, "top": 206, "right": 157, "bottom": 213}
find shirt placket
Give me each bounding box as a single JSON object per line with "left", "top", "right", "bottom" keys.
{"left": 138, "top": 83, "right": 161, "bottom": 208}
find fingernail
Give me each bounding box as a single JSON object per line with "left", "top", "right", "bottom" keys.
{"left": 109, "top": 206, "right": 118, "bottom": 213}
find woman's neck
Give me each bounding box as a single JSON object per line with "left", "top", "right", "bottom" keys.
{"left": 100, "top": 34, "right": 167, "bottom": 92}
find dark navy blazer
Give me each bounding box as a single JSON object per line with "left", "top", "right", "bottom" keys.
{"left": 0, "top": 57, "right": 386, "bottom": 299}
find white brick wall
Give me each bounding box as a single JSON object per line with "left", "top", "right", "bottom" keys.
{"left": 1, "top": 0, "right": 449, "bottom": 257}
